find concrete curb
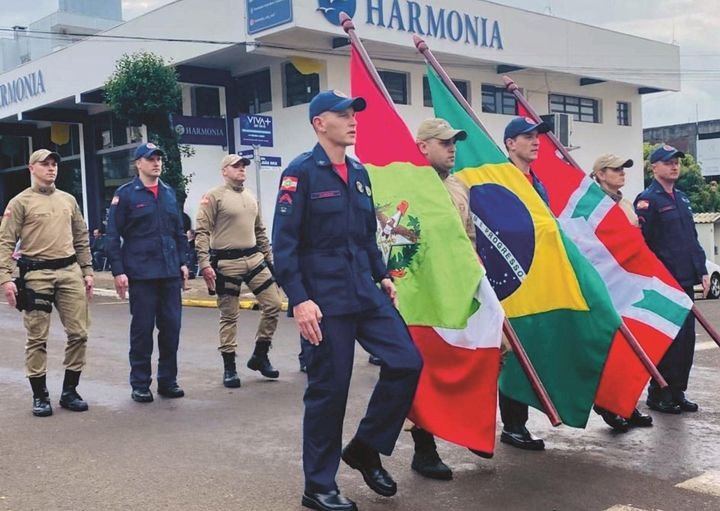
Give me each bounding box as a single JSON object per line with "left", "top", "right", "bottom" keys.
{"left": 93, "top": 287, "right": 288, "bottom": 311}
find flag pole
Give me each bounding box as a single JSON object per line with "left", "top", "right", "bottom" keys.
{"left": 502, "top": 76, "right": 674, "bottom": 388}
{"left": 413, "top": 34, "right": 562, "bottom": 427}
{"left": 340, "top": 13, "right": 394, "bottom": 105}
{"left": 692, "top": 304, "right": 720, "bottom": 348}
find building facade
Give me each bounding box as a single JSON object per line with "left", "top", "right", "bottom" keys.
{"left": 0, "top": 0, "right": 681, "bottom": 232}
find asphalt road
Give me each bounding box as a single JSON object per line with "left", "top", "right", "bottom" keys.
{"left": 1, "top": 297, "right": 719, "bottom": 511}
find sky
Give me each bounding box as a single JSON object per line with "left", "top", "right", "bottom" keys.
{"left": 0, "top": 0, "right": 717, "bottom": 128}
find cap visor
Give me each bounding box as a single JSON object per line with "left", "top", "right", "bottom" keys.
{"left": 534, "top": 121, "right": 550, "bottom": 134}
{"left": 239, "top": 158, "right": 251, "bottom": 165}
{"left": 46, "top": 152, "right": 61, "bottom": 163}
{"left": 330, "top": 97, "right": 367, "bottom": 113}
{"left": 622, "top": 159, "right": 633, "bottom": 168}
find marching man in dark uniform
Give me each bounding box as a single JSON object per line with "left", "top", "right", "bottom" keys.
{"left": 272, "top": 90, "right": 423, "bottom": 511}
{"left": 500, "top": 116, "right": 550, "bottom": 450}
{"left": 195, "top": 154, "right": 283, "bottom": 388}
{"left": 106, "top": 143, "right": 189, "bottom": 403}
{"left": 0, "top": 149, "right": 94, "bottom": 417}
{"left": 635, "top": 144, "right": 708, "bottom": 414}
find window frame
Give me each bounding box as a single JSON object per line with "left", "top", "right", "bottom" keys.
{"left": 283, "top": 62, "right": 320, "bottom": 108}
{"left": 481, "top": 84, "right": 518, "bottom": 116}
{"left": 378, "top": 70, "right": 410, "bottom": 106}
{"left": 549, "top": 93, "right": 600, "bottom": 123}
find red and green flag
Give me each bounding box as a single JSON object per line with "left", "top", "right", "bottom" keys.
{"left": 427, "top": 66, "right": 621, "bottom": 427}
{"left": 352, "top": 47, "right": 504, "bottom": 455}
{"left": 516, "top": 102, "right": 693, "bottom": 417}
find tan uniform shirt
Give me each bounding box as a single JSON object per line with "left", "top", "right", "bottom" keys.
{"left": 443, "top": 174, "right": 476, "bottom": 244}
{"left": 195, "top": 183, "right": 271, "bottom": 271}
{"left": 0, "top": 183, "right": 93, "bottom": 285}
{"left": 603, "top": 188, "right": 639, "bottom": 227}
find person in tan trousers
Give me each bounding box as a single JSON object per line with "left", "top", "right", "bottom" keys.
{"left": 195, "top": 154, "right": 283, "bottom": 387}
{"left": 0, "top": 149, "right": 94, "bottom": 417}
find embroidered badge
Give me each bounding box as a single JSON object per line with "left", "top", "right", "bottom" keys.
{"left": 355, "top": 181, "right": 365, "bottom": 194}
{"left": 278, "top": 204, "right": 293, "bottom": 216}
{"left": 200, "top": 195, "right": 210, "bottom": 206}
{"left": 3, "top": 208, "right": 10, "bottom": 218}
{"left": 636, "top": 200, "right": 650, "bottom": 210}
{"left": 279, "top": 193, "right": 293, "bottom": 204}
{"left": 281, "top": 177, "right": 298, "bottom": 192}
{"left": 111, "top": 196, "right": 119, "bottom": 206}
{"left": 135, "top": 203, "right": 147, "bottom": 209}
{"left": 310, "top": 190, "right": 341, "bottom": 200}
{"left": 365, "top": 186, "right": 372, "bottom": 197}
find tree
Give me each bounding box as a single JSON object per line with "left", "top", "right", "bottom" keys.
{"left": 643, "top": 142, "right": 720, "bottom": 212}
{"left": 104, "top": 51, "right": 192, "bottom": 205}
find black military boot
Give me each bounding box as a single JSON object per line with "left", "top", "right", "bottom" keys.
{"left": 247, "top": 340, "right": 280, "bottom": 379}
{"left": 222, "top": 352, "right": 241, "bottom": 388}
{"left": 410, "top": 428, "right": 452, "bottom": 480}
{"left": 29, "top": 375, "right": 52, "bottom": 417}
{"left": 59, "top": 370, "right": 89, "bottom": 412}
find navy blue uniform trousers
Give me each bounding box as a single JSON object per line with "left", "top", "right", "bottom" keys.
{"left": 649, "top": 286, "right": 696, "bottom": 401}
{"left": 302, "top": 301, "right": 422, "bottom": 493}
{"left": 128, "top": 278, "right": 182, "bottom": 390}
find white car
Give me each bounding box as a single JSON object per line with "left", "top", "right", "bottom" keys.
{"left": 699, "top": 260, "right": 720, "bottom": 299}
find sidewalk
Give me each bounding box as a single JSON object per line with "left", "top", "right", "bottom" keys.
{"left": 91, "top": 270, "right": 288, "bottom": 310}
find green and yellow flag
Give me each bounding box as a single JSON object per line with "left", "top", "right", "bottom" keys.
{"left": 427, "top": 67, "right": 621, "bottom": 427}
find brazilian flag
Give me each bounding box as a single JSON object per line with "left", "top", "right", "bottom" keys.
{"left": 427, "top": 67, "right": 621, "bottom": 427}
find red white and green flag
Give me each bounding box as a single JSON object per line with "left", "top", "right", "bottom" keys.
{"left": 351, "top": 47, "right": 504, "bottom": 456}
{"left": 516, "top": 103, "right": 693, "bottom": 417}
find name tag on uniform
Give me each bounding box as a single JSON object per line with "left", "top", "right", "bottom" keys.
{"left": 659, "top": 205, "right": 676, "bottom": 213}
{"left": 135, "top": 203, "right": 147, "bottom": 208}
{"left": 311, "top": 190, "right": 341, "bottom": 200}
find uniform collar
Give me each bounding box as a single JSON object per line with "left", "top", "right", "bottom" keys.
{"left": 132, "top": 176, "right": 168, "bottom": 191}
{"left": 32, "top": 182, "right": 56, "bottom": 195}
{"left": 311, "top": 143, "right": 363, "bottom": 170}
{"left": 600, "top": 186, "right": 623, "bottom": 203}
{"left": 224, "top": 181, "right": 245, "bottom": 193}
{"left": 649, "top": 178, "right": 675, "bottom": 196}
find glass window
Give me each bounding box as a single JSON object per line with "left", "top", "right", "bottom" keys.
{"left": 99, "top": 148, "right": 137, "bottom": 213}
{"left": 191, "top": 86, "right": 221, "bottom": 117}
{"left": 378, "top": 71, "right": 409, "bottom": 105}
{"left": 617, "top": 102, "right": 631, "bottom": 126}
{"left": 423, "top": 77, "right": 469, "bottom": 107}
{"left": 549, "top": 94, "right": 599, "bottom": 123}
{"left": 94, "top": 113, "right": 141, "bottom": 150}
{"left": 36, "top": 125, "right": 81, "bottom": 158}
{"left": 0, "top": 135, "right": 30, "bottom": 170}
{"left": 284, "top": 62, "right": 319, "bottom": 107}
{"left": 55, "top": 158, "right": 83, "bottom": 208}
{"left": 481, "top": 84, "right": 517, "bottom": 115}
{"left": 237, "top": 69, "right": 272, "bottom": 114}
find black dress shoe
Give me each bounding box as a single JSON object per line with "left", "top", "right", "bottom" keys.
{"left": 131, "top": 389, "right": 154, "bottom": 403}
{"left": 32, "top": 396, "right": 53, "bottom": 417}
{"left": 411, "top": 450, "right": 453, "bottom": 480}
{"left": 157, "top": 384, "right": 185, "bottom": 398}
{"left": 628, "top": 408, "right": 653, "bottom": 427}
{"left": 59, "top": 389, "right": 89, "bottom": 412}
{"left": 677, "top": 398, "right": 699, "bottom": 412}
{"left": 500, "top": 427, "right": 545, "bottom": 451}
{"left": 593, "top": 405, "right": 629, "bottom": 432}
{"left": 341, "top": 438, "right": 397, "bottom": 497}
{"left": 223, "top": 369, "right": 241, "bottom": 388}
{"left": 302, "top": 491, "right": 357, "bottom": 511}
{"left": 646, "top": 397, "right": 681, "bottom": 414}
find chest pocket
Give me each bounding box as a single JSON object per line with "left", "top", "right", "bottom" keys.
{"left": 310, "top": 195, "right": 344, "bottom": 214}
{"left": 129, "top": 201, "right": 156, "bottom": 218}
{"left": 658, "top": 205, "right": 680, "bottom": 222}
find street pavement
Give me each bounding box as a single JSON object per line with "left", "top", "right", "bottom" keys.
{"left": 1, "top": 291, "right": 720, "bottom": 511}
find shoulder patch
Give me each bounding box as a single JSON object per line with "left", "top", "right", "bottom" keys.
{"left": 111, "top": 196, "right": 120, "bottom": 206}
{"left": 200, "top": 194, "right": 210, "bottom": 206}
{"left": 280, "top": 176, "right": 298, "bottom": 192}
{"left": 3, "top": 208, "right": 10, "bottom": 218}
{"left": 636, "top": 199, "right": 650, "bottom": 210}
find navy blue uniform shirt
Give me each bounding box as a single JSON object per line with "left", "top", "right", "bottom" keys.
{"left": 106, "top": 176, "right": 188, "bottom": 280}
{"left": 634, "top": 179, "right": 706, "bottom": 287}
{"left": 271, "top": 143, "right": 389, "bottom": 316}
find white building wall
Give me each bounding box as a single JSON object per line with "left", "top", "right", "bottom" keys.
{"left": 217, "top": 51, "right": 647, "bottom": 232}
{"left": 697, "top": 224, "right": 715, "bottom": 264}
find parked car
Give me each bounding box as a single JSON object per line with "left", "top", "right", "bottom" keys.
{"left": 697, "top": 260, "right": 720, "bottom": 299}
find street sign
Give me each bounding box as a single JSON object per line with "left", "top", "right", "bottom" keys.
{"left": 247, "top": 0, "right": 293, "bottom": 35}
{"left": 239, "top": 114, "right": 274, "bottom": 147}
{"left": 238, "top": 149, "right": 282, "bottom": 169}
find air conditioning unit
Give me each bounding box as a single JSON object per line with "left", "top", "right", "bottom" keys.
{"left": 540, "top": 113, "right": 572, "bottom": 147}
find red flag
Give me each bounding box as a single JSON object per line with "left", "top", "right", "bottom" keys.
{"left": 518, "top": 103, "right": 692, "bottom": 417}
{"left": 352, "top": 47, "right": 502, "bottom": 454}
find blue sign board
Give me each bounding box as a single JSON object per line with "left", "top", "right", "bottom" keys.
{"left": 247, "top": 0, "right": 293, "bottom": 35}
{"left": 171, "top": 115, "right": 227, "bottom": 146}
{"left": 239, "top": 149, "right": 282, "bottom": 169}
{"left": 239, "top": 114, "right": 274, "bottom": 147}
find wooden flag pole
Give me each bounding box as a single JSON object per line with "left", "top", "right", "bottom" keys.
{"left": 693, "top": 304, "right": 720, "bottom": 348}
{"left": 413, "top": 33, "right": 562, "bottom": 427}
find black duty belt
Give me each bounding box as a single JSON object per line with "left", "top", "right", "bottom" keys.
{"left": 210, "top": 247, "right": 258, "bottom": 260}
{"left": 18, "top": 255, "right": 77, "bottom": 271}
